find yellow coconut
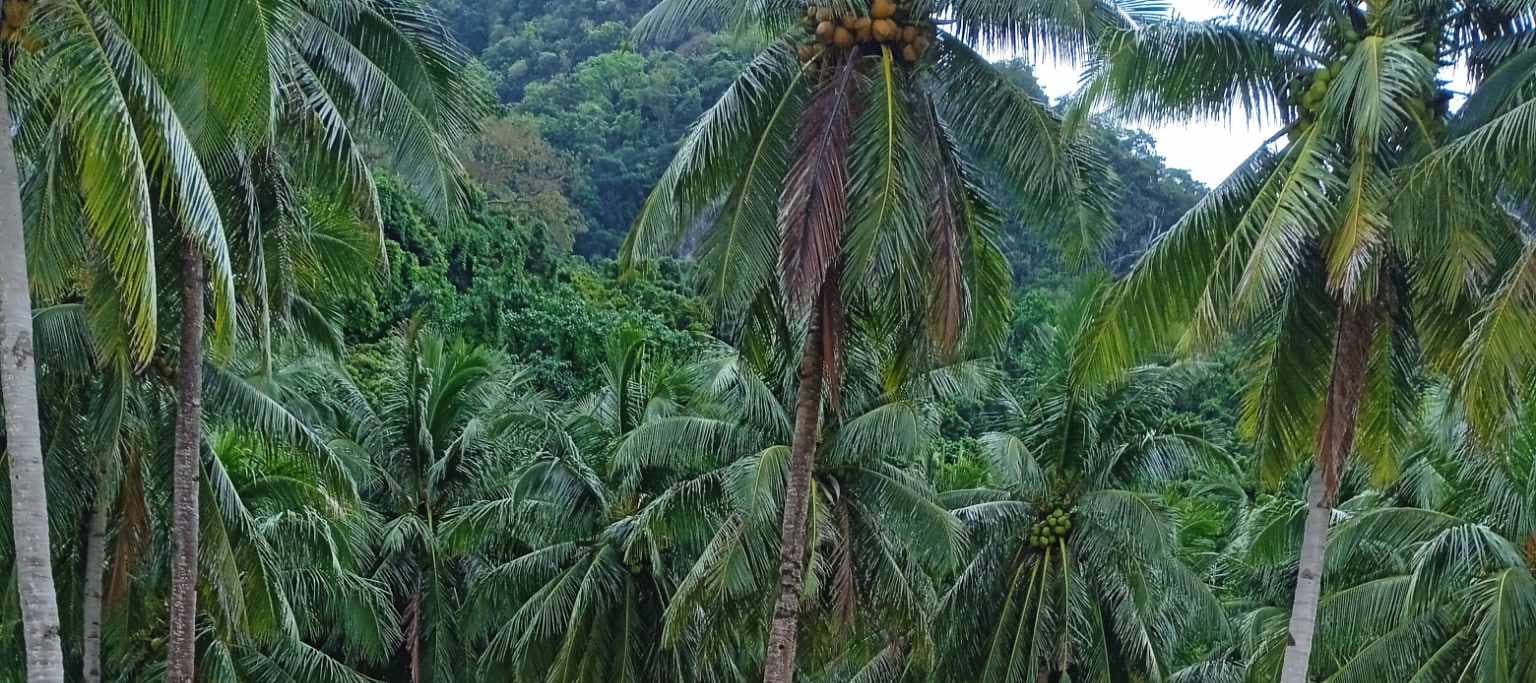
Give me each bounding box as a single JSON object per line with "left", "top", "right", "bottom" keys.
{"left": 870, "top": 0, "right": 897, "bottom": 20}
{"left": 901, "top": 25, "right": 919, "bottom": 43}
{"left": 815, "top": 20, "right": 836, "bottom": 42}
{"left": 872, "top": 18, "right": 899, "bottom": 41}
{"left": 901, "top": 44, "right": 920, "bottom": 63}
{"left": 833, "top": 26, "right": 855, "bottom": 48}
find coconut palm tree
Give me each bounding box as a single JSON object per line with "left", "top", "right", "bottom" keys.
{"left": 316, "top": 324, "right": 529, "bottom": 682}
{"left": 1163, "top": 462, "right": 1392, "bottom": 682}
{"left": 624, "top": 1, "right": 1143, "bottom": 677}
{"left": 1309, "top": 390, "right": 1536, "bottom": 683}
{"left": 17, "top": 4, "right": 261, "bottom": 670}
{"left": 189, "top": 424, "right": 393, "bottom": 683}
{"left": 14, "top": 1, "right": 480, "bottom": 678}
{"left": 938, "top": 290, "right": 1227, "bottom": 682}
{"left": 1077, "top": 0, "right": 1536, "bottom": 676}
{"left": 0, "top": 312, "right": 379, "bottom": 681}
{"left": 440, "top": 330, "right": 739, "bottom": 683}
{"left": 606, "top": 334, "right": 987, "bottom": 681}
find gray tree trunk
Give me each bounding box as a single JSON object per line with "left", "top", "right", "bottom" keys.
{"left": 1279, "top": 470, "right": 1331, "bottom": 683}
{"left": 167, "top": 239, "right": 205, "bottom": 683}
{"left": 1279, "top": 301, "right": 1374, "bottom": 683}
{"left": 0, "top": 74, "right": 67, "bottom": 683}
{"left": 761, "top": 321, "right": 823, "bottom": 683}
{"left": 83, "top": 493, "right": 109, "bottom": 683}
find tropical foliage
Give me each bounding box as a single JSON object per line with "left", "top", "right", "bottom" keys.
{"left": 4, "top": 0, "right": 1536, "bottom": 682}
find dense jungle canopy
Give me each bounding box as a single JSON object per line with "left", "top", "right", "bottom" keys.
{"left": 3, "top": 0, "right": 1536, "bottom": 682}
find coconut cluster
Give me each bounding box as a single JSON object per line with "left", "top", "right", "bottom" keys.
{"left": 1286, "top": 26, "right": 1451, "bottom": 141}
{"left": 1286, "top": 61, "right": 1342, "bottom": 137}
{"left": 1410, "top": 30, "right": 1452, "bottom": 135}
{"left": 797, "top": 0, "right": 934, "bottom": 65}
{"left": 1286, "top": 25, "right": 1365, "bottom": 137}
{"left": 1027, "top": 507, "right": 1072, "bottom": 549}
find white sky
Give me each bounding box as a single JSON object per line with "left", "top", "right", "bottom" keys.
{"left": 998, "top": 0, "right": 1275, "bottom": 186}
{"left": 993, "top": 0, "right": 1475, "bottom": 186}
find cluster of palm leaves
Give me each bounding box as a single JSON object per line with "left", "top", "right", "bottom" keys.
{"left": 3, "top": 0, "right": 1536, "bottom": 680}
{"left": 0, "top": 270, "right": 1235, "bottom": 683}
{"left": 1069, "top": 0, "right": 1536, "bottom": 676}
{"left": 1, "top": 0, "right": 480, "bottom": 680}
{"left": 15, "top": 294, "right": 1536, "bottom": 683}
{"left": 619, "top": 0, "right": 1536, "bottom": 676}
{"left": 1159, "top": 388, "right": 1536, "bottom": 683}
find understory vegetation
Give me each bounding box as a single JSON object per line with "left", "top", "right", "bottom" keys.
{"left": 3, "top": 0, "right": 1536, "bottom": 682}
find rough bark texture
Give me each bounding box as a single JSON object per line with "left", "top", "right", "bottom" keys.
{"left": 0, "top": 76, "right": 67, "bottom": 683}
{"left": 761, "top": 321, "right": 824, "bottom": 683}
{"left": 1279, "top": 301, "right": 1375, "bottom": 683}
{"left": 167, "top": 240, "right": 205, "bottom": 683}
{"left": 83, "top": 494, "right": 109, "bottom": 683}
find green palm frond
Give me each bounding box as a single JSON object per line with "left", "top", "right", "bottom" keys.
{"left": 1467, "top": 568, "right": 1536, "bottom": 683}
{"left": 282, "top": 0, "right": 479, "bottom": 224}
{"left": 237, "top": 637, "right": 380, "bottom": 683}
{"left": 943, "top": 0, "right": 1160, "bottom": 60}
{"left": 1074, "top": 146, "right": 1284, "bottom": 383}
{"left": 634, "top": 0, "right": 803, "bottom": 43}
{"left": 622, "top": 44, "right": 807, "bottom": 269}
{"left": 978, "top": 432, "right": 1046, "bottom": 495}
{"left": 694, "top": 49, "right": 812, "bottom": 330}
{"left": 1238, "top": 268, "right": 1333, "bottom": 483}
{"left": 931, "top": 36, "right": 1104, "bottom": 243}
{"left": 25, "top": 0, "right": 163, "bottom": 363}
{"left": 1449, "top": 241, "right": 1536, "bottom": 436}
{"left": 845, "top": 47, "right": 929, "bottom": 327}
{"left": 1093, "top": 19, "right": 1303, "bottom": 125}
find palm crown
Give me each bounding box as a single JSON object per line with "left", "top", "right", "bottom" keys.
{"left": 623, "top": 0, "right": 1155, "bottom": 371}
{"left": 1079, "top": 0, "right": 1536, "bottom": 482}
{"left": 938, "top": 291, "right": 1227, "bottom": 682}
{"left": 16, "top": 0, "right": 480, "bottom": 365}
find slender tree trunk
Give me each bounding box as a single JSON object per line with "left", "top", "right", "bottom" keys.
{"left": 761, "top": 320, "right": 824, "bottom": 683}
{"left": 408, "top": 577, "right": 423, "bottom": 683}
{"left": 167, "top": 239, "right": 205, "bottom": 683}
{"left": 0, "top": 76, "right": 66, "bottom": 683}
{"left": 82, "top": 493, "right": 109, "bottom": 683}
{"left": 1279, "top": 300, "right": 1374, "bottom": 683}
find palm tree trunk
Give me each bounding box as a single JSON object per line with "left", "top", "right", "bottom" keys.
{"left": 1279, "top": 300, "right": 1374, "bottom": 683}
{"left": 83, "top": 492, "right": 110, "bottom": 683}
{"left": 761, "top": 318, "right": 824, "bottom": 683}
{"left": 0, "top": 75, "right": 67, "bottom": 683}
{"left": 167, "top": 239, "right": 205, "bottom": 683}
{"left": 408, "top": 578, "right": 423, "bottom": 683}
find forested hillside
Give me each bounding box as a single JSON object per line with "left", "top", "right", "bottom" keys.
{"left": 430, "top": 0, "right": 1203, "bottom": 264}
{"left": 6, "top": 1, "right": 1536, "bottom": 682}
